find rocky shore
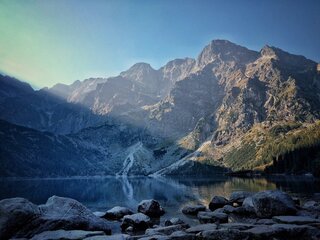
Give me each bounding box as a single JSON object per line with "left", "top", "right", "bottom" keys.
{"left": 1, "top": 190, "right": 320, "bottom": 239}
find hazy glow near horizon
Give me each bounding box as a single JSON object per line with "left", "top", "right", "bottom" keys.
{"left": 0, "top": 0, "right": 319, "bottom": 88}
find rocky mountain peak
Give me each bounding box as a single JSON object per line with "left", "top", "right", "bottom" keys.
{"left": 120, "top": 62, "right": 157, "bottom": 83}
{"left": 260, "top": 45, "right": 316, "bottom": 70}
{"left": 196, "top": 39, "right": 259, "bottom": 69}
{"left": 161, "top": 58, "right": 196, "bottom": 83}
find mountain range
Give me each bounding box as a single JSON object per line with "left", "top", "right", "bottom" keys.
{"left": 1, "top": 39, "right": 320, "bottom": 177}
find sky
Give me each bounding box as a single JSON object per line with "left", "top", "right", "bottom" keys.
{"left": 0, "top": 0, "right": 319, "bottom": 89}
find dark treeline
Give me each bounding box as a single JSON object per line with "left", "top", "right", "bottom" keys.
{"left": 265, "top": 143, "right": 320, "bottom": 177}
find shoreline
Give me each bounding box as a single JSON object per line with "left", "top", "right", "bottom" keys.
{"left": 1, "top": 189, "right": 320, "bottom": 239}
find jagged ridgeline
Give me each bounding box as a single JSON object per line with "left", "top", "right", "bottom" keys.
{"left": 0, "top": 40, "right": 320, "bottom": 177}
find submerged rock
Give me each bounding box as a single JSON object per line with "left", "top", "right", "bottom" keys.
{"left": 138, "top": 200, "right": 165, "bottom": 218}
{"left": 209, "top": 196, "right": 229, "bottom": 211}
{"left": 103, "top": 206, "right": 134, "bottom": 220}
{"left": 182, "top": 204, "right": 206, "bottom": 215}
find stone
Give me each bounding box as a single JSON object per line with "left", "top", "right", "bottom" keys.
{"left": 209, "top": 196, "right": 229, "bottom": 211}
{"left": 164, "top": 218, "right": 186, "bottom": 226}
{"left": 198, "top": 229, "right": 246, "bottom": 240}
{"left": 169, "top": 231, "right": 195, "bottom": 240}
{"left": 221, "top": 205, "right": 237, "bottom": 214}
{"left": 0, "top": 198, "right": 41, "bottom": 240}
{"left": 272, "top": 215, "right": 320, "bottom": 225}
{"left": 244, "top": 223, "right": 320, "bottom": 240}
{"left": 30, "top": 230, "right": 105, "bottom": 240}
{"left": 0, "top": 196, "right": 111, "bottom": 239}
{"left": 145, "top": 225, "right": 185, "bottom": 236}
{"left": 219, "top": 223, "right": 255, "bottom": 231}
{"left": 138, "top": 200, "right": 165, "bottom": 218}
{"left": 93, "top": 212, "right": 106, "bottom": 218}
{"left": 303, "top": 200, "right": 320, "bottom": 210}
{"left": 138, "top": 235, "right": 169, "bottom": 240}
{"left": 181, "top": 204, "right": 206, "bottom": 215}
{"left": 250, "top": 190, "right": 297, "bottom": 218}
{"left": 103, "top": 206, "right": 133, "bottom": 220}
{"left": 254, "top": 218, "right": 276, "bottom": 225}
{"left": 121, "top": 213, "right": 152, "bottom": 231}
{"left": 185, "top": 224, "right": 217, "bottom": 234}
{"left": 229, "top": 191, "right": 253, "bottom": 204}
{"left": 84, "top": 234, "right": 130, "bottom": 240}
{"left": 242, "top": 197, "right": 255, "bottom": 214}
{"left": 197, "top": 211, "right": 228, "bottom": 224}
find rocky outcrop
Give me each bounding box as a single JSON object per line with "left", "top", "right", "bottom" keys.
{"left": 137, "top": 199, "right": 165, "bottom": 218}
{"left": 2, "top": 191, "right": 320, "bottom": 239}
{"left": 0, "top": 196, "right": 111, "bottom": 239}
{"left": 208, "top": 196, "right": 230, "bottom": 211}
{"left": 120, "top": 213, "right": 152, "bottom": 231}
{"left": 247, "top": 190, "right": 297, "bottom": 218}
{"left": 103, "top": 206, "right": 134, "bottom": 220}
{"left": 182, "top": 204, "right": 206, "bottom": 215}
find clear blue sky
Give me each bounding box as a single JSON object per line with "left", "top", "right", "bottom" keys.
{"left": 0, "top": 0, "right": 319, "bottom": 88}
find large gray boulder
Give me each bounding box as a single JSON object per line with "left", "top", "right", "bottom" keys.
{"left": 145, "top": 224, "right": 186, "bottom": 236}
{"left": 138, "top": 199, "right": 165, "bottom": 218}
{"left": 185, "top": 223, "right": 217, "bottom": 234}
{"left": 0, "top": 198, "right": 41, "bottom": 239}
{"left": 121, "top": 213, "right": 152, "bottom": 231}
{"left": 30, "top": 230, "right": 105, "bottom": 240}
{"left": 103, "top": 206, "right": 133, "bottom": 220}
{"left": 0, "top": 196, "right": 112, "bottom": 239}
{"left": 182, "top": 204, "right": 206, "bottom": 215}
{"left": 164, "top": 217, "right": 186, "bottom": 226}
{"left": 38, "top": 196, "right": 112, "bottom": 234}
{"left": 198, "top": 229, "right": 246, "bottom": 240}
{"left": 247, "top": 190, "right": 297, "bottom": 218}
{"left": 208, "top": 196, "right": 229, "bottom": 211}
{"left": 272, "top": 216, "right": 320, "bottom": 225}
{"left": 197, "top": 211, "right": 228, "bottom": 224}
{"left": 229, "top": 191, "right": 253, "bottom": 204}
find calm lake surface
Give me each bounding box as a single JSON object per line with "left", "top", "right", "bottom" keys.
{"left": 1, "top": 175, "right": 319, "bottom": 232}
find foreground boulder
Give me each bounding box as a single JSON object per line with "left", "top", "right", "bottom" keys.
{"left": 197, "top": 211, "right": 228, "bottom": 224}
{"left": 138, "top": 200, "right": 165, "bottom": 218}
{"left": 272, "top": 215, "right": 320, "bottom": 225}
{"left": 229, "top": 191, "right": 253, "bottom": 205}
{"left": 103, "top": 206, "right": 134, "bottom": 220}
{"left": 30, "top": 230, "right": 105, "bottom": 240}
{"left": 145, "top": 224, "right": 186, "bottom": 236}
{"left": 209, "top": 196, "right": 229, "bottom": 211}
{"left": 246, "top": 190, "right": 297, "bottom": 218}
{"left": 182, "top": 204, "right": 206, "bottom": 215}
{"left": 0, "top": 196, "right": 111, "bottom": 239}
{"left": 121, "top": 213, "right": 152, "bottom": 231}
{"left": 0, "top": 198, "right": 41, "bottom": 239}
{"left": 164, "top": 218, "right": 186, "bottom": 226}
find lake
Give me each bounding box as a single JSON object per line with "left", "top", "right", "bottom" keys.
{"left": 1, "top": 175, "right": 319, "bottom": 233}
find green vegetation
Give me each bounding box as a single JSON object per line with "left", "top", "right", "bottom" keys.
{"left": 223, "top": 121, "right": 320, "bottom": 176}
